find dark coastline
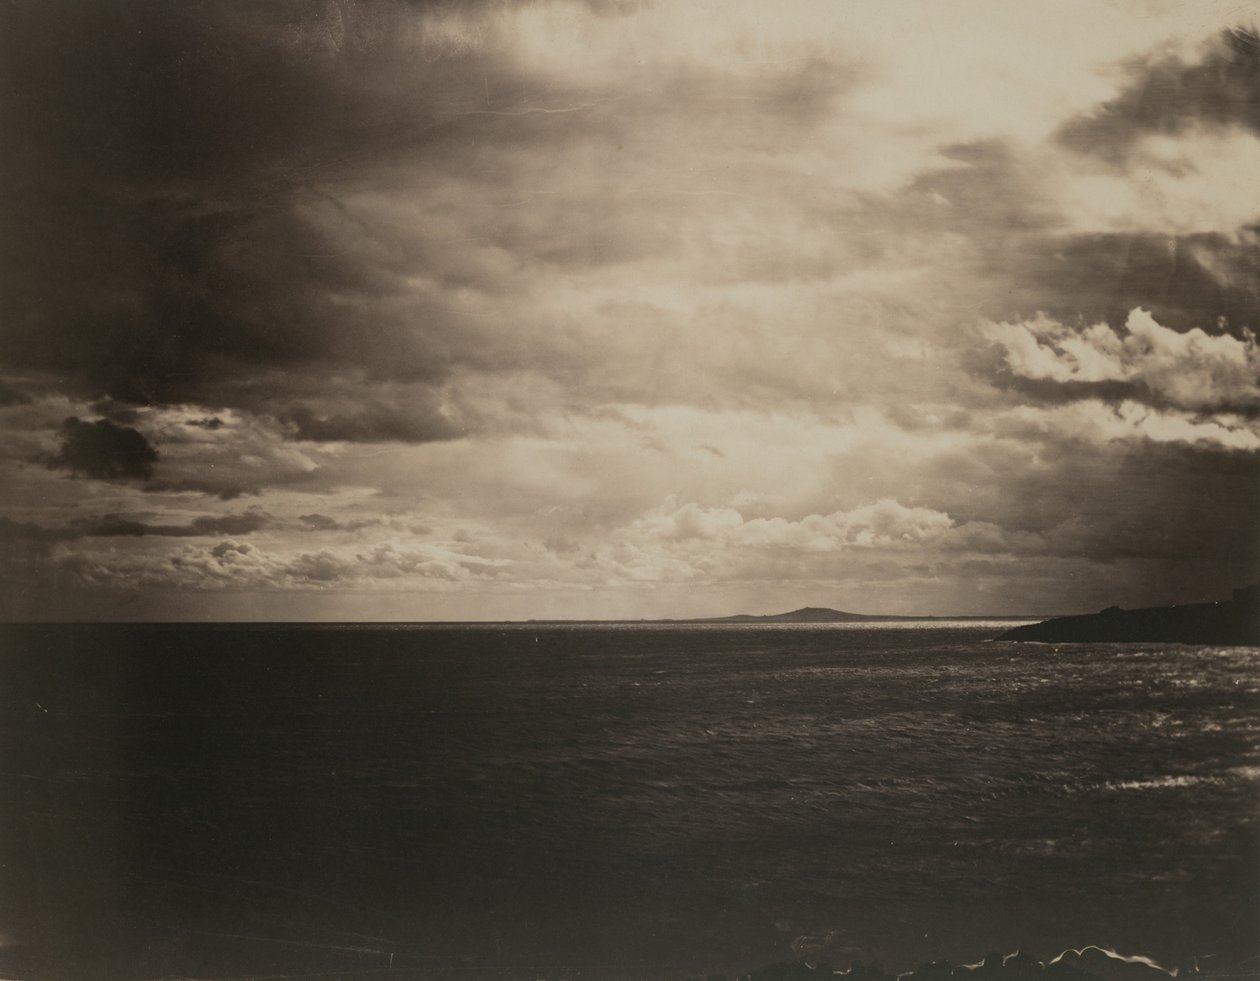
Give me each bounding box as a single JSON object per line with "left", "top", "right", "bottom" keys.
{"left": 999, "top": 586, "right": 1260, "bottom": 645}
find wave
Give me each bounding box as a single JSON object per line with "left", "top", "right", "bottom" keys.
{"left": 1046, "top": 946, "right": 1180, "bottom": 977}
{"left": 768, "top": 943, "right": 1227, "bottom": 981}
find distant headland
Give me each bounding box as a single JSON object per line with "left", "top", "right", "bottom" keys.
{"left": 1000, "top": 585, "right": 1260, "bottom": 645}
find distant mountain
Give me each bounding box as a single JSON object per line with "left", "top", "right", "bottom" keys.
{"left": 691, "top": 606, "right": 897, "bottom": 623}
{"left": 1000, "top": 584, "right": 1260, "bottom": 644}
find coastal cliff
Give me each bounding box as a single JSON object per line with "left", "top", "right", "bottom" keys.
{"left": 1000, "top": 585, "right": 1260, "bottom": 644}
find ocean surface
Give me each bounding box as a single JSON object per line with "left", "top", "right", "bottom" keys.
{"left": 0, "top": 623, "right": 1256, "bottom": 981}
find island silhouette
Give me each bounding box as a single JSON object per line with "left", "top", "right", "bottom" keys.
{"left": 690, "top": 606, "right": 897, "bottom": 623}
{"left": 999, "top": 585, "right": 1260, "bottom": 645}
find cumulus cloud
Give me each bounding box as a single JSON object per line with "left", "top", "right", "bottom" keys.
{"left": 35, "top": 538, "right": 500, "bottom": 596}
{"left": 633, "top": 498, "right": 974, "bottom": 551}
{"left": 996, "top": 400, "right": 1260, "bottom": 452}
{"left": 585, "top": 498, "right": 1044, "bottom": 587}
{"left": 146, "top": 404, "right": 324, "bottom": 498}
{"left": 285, "top": 550, "right": 349, "bottom": 584}
{"left": 983, "top": 307, "right": 1260, "bottom": 411}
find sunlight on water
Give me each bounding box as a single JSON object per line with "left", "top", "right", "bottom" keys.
{"left": 1, "top": 623, "right": 1256, "bottom": 981}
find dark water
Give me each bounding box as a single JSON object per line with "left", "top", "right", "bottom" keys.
{"left": 1, "top": 623, "right": 1257, "bottom": 981}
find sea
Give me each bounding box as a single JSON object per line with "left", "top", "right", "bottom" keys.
{"left": 0, "top": 622, "right": 1256, "bottom": 981}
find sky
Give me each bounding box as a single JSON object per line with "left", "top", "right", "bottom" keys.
{"left": 1, "top": 0, "right": 1258, "bottom": 621}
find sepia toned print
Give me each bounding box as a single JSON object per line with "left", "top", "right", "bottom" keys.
{"left": 0, "top": 2, "right": 1257, "bottom": 979}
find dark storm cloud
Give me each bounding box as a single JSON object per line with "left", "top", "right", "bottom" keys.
{"left": 82, "top": 512, "right": 271, "bottom": 537}
{"left": 0, "top": 0, "right": 886, "bottom": 444}
{"left": 0, "top": 511, "right": 268, "bottom": 541}
{"left": 905, "top": 437, "right": 1259, "bottom": 599}
{"left": 0, "top": 380, "right": 32, "bottom": 406}
{"left": 1058, "top": 27, "right": 1260, "bottom": 164}
{"left": 998, "top": 230, "right": 1260, "bottom": 335}
{"left": 990, "top": 376, "right": 1260, "bottom": 419}
{"left": 0, "top": 0, "right": 554, "bottom": 415}
{"left": 989, "top": 376, "right": 1145, "bottom": 409}
{"left": 889, "top": 136, "right": 1260, "bottom": 336}
{"left": 0, "top": 516, "right": 75, "bottom": 544}
{"left": 50, "top": 417, "right": 158, "bottom": 481}
{"left": 871, "top": 117, "right": 1259, "bottom": 379}
{"left": 1047, "top": 443, "right": 1260, "bottom": 587}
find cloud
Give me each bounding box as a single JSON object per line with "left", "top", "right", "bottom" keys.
{"left": 283, "top": 399, "right": 463, "bottom": 444}
{"left": 994, "top": 229, "right": 1260, "bottom": 333}
{"left": 82, "top": 512, "right": 271, "bottom": 538}
{"left": 878, "top": 134, "right": 1260, "bottom": 335}
{"left": 983, "top": 307, "right": 1260, "bottom": 411}
{"left": 0, "top": 516, "right": 75, "bottom": 543}
{"left": 1057, "top": 28, "right": 1260, "bottom": 164}
{"left": 1031, "top": 31, "right": 1260, "bottom": 242}
{"left": 633, "top": 498, "right": 964, "bottom": 551}
{"left": 0, "top": 379, "right": 32, "bottom": 407}
{"left": 145, "top": 403, "right": 324, "bottom": 498}
{"left": 0, "top": 511, "right": 269, "bottom": 541}
{"left": 285, "top": 550, "right": 349, "bottom": 584}
{"left": 298, "top": 513, "right": 376, "bottom": 532}
{"left": 0, "top": 0, "right": 541, "bottom": 413}
{"left": 994, "top": 399, "right": 1260, "bottom": 452}
{"left": 211, "top": 541, "right": 252, "bottom": 560}
{"left": 50, "top": 416, "right": 158, "bottom": 481}
{"left": 2, "top": 0, "right": 1250, "bottom": 436}
{"left": 866, "top": 32, "right": 1260, "bottom": 335}
{"left": 1054, "top": 128, "right": 1260, "bottom": 236}
{"left": 300, "top": 513, "right": 346, "bottom": 531}
{"left": 22, "top": 537, "right": 498, "bottom": 597}
{"left": 2, "top": 1, "right": 1258, "bottom": 619}
{"left": 583, "top": 497, "right": 1043, "bottom": 587}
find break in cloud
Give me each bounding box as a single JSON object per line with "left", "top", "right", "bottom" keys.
{"left": 0, "top": 0, "right": 1257, "bottom": 620}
